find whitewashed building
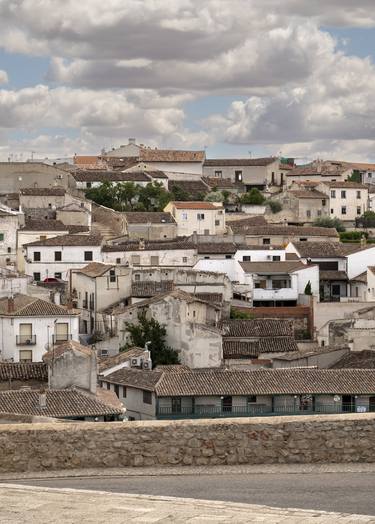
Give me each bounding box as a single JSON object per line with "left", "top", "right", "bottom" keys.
{"left": 0, "top": 294, "right": 79, "bottom": 362}
{"left": 164, "top": 201, "right": 226, "bottom": 236}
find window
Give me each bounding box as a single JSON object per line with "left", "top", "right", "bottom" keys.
{"left": 247, "top": 395, "right": 257, "bottom": 403}
{"left": 40, "top": 235, "right": 46, "bottom": 241}
{"left": 357, "top": 206, "right": 361, "bottom": 215}
{"left": 322, "top": 199, "right": 326, "bottom": 206}
{"left": 221, "top": 396, "right": 232, "bottom": 412}
{"left": 122, "top": 386, "right": 126, "bottom": 398}
{"left": 109, "top": 269, "right": 116, "bottom": 282}
{"left": 143, "top": 390, "right": 152, "bottom": 404}
{"left": 272, "top": 256, "right": 281, "bottom": 261}
{"left": 331, "top": 190, "right": 336, "bottom": 198}
{"left": 19, "top": 350, "right": 32, "bottom": 362}
{"left": 7, "top": 247, "right": 11, "bottom": 253}
{"left": 368, "top": 173, "right": 372, "bottom": 178}
{"left": 341, "top": 190, "right": 346, "bottom": 198}
{"left": 131, "top": 255, "right": 140, "bottom": 266}
{"left": 242, "top": 255, "right": 251, "bottom": 262}
{"left": 306, "top": 210, "right": 311, "bottom": 218}
{"left": 134, "top": 273, "right": 141, "bottom": 281}
{"left": 84, "top": 251, "right": 93, "bottom": 261}
{"left": 225, "top": 254, "right": 232, "bottom": 259}
{"left": 317, "top": 210, "right": 321, "bottom": 217}
{"left": 33, "top": 251, "right": 41, "bottom": 262}
{"left": 182, "top": 257, "right": 188, "bottom": 263}
{"left": 341, "top": 206, "right": 347, "bottom": 215}
{"left": 33, "top": 272, "right": 41, "bottom": 282}
{"left": 235, "top": 170, "right": 242, "bottom": 182}
{"left": 114, "top": 384, "right": 120, "bottom": 398}
{"left": 355, "top": 286, "right": 359, "bottom": 298}
{"left": 171, "top": 397, "right": 182, "bottom": 413}
{"left": 357, "top": 190, "right": 361, "bottom": 199}
{"left": 204, "top": 256, "right": 210, "bottom": 259}
{"left": 106, "top": 382, "right": 111, "bottom": 390}
{"left": 116, "top": 258, "right": 121, "bottom": 264}
{"left": 86, "top": 182, "right": 92, "bottom": 188}
{"left": 197, "top": 213, "right": 205, "bottom": 220}
{"left": 54, "top": 272, "right": 62, "bottom": 279}
{"left": 215, "top": 219, "right": 220, "bottom": 226}
{"left": 182, "top": 212, "right": 188, "bottom": 220}
{"left": 214, "top": 170, "right": 222, "bottom": 177}
{"left": 0, "top": 233, "right": 4, "bottom": 242}
{"left": 330, "top": 208, "right": 334, "bottom": 214}
{"left": 299, "top": 238, "right": 307, "bottom": 242}
{"left": 150, "top": 256, "right": 159, "bottom": 265}
{"left": 54, "top": 251, "right": 62, "bottom": 261}
{"left": 262, "top": 238, "right": 270, "bottom": 245}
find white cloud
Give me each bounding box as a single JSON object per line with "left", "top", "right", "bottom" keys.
{"left": 0, "top": 70, "right": 8, "bottom": 84}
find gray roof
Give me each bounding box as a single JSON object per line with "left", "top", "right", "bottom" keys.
{"left": 220, "top": 319, "right": 294, "bottom": 338}
{"left": 204, "top": 158, "right": 277, "bottom": 167}
{"left": 331, "top": 350, "right": 375, "bottom": 369}
{"left": 230, "top": 223, "right": 338, "bottom": 237}
{"left": 124, "top": 212, "right": 176, "bottom": 224}
{"left": 103, "top": 239, "right": 195, "bottom": 252}
{"left": 290, "top": 241, "right": 372, "bottom": 258}
{"left": 131, "top": 280, "right": 174, "bottom": 297}
{"left": 24, "top": 234, "right": 102, "bottom": 247}
{"left": 239, "top": 261, "right": 308, "bottom": 274}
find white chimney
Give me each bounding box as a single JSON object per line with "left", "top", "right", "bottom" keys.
{"left": 39, "top": 392, "right": 47, "bottom": 409}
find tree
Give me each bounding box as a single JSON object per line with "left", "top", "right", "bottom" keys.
{"left": 313, "top": 217, "right": 346, "bottom": 232}
{"left": 240, "top": 188, "right": 265, "bottom": 205}
{"left": 304, "top": 281, "right": 312, "bottom": 295}
{"left": 267, "top": 200, "right": 282, "bottom": 214}
{"left": 171, "top": 184, "right": 192, "bottom": 201}
{"left": 356, "top": 210, "right": 375, "bottom": 229}
{"left": 205, "top": 191, "right": 224, "bottom": 202}
{"left": 348, "top": 170, "right": 362, "bottom": 183}
{"left": 86, "top": 181, "right": 117, "bottom": 209}
{"left": 137, "top": 182, "right": 172, "bottom": 212}
{"left": 121, "top": 312, "right": 179, "bottom": 367}
{"left": 230, "top": 307, "right": 254, "bottom": 319}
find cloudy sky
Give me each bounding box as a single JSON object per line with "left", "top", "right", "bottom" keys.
{"left": 0, "top": 0, "right": 375, "bottom": 162}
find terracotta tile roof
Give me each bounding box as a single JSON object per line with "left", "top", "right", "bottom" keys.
{"left": 286, "top": 161, "right": 350, "bottom": 178}
{"left": 331, "top": 350, "right": 375, "bottom": 369}
{"left": 0, "top": 388, "right": 123, "bottom": 418}
{"left": 124, "top": 212, "right": 176, "bottom": 224}
{"left": 141, "top": 170, "right": 168, "bottom": 179}
{"left": 226, "top": 216, "right": 268, "bottom": 227}
{"left": 98, "top": 347, "right": 145, "bottom": 373}
{"left": 103, "top": 239, "right": 195, "bottom": 252}
{"left": 131, "top": 280, "right": 174, "bottom": 297}
{"left": 230, "top": 222, "right": 338, "bottom": 237}
{"left": 223, "top": 340, "right": 259, "bottom": 359}
{"left": 20, "top": 187, "right": 66, "bottom": 196}
{"left": 320, "top": 270, "right": 348, "bottom": 281}
{"left": 77, "top": 262, "right": 114, "bottom": 278}
{"left": 204, "top": 158, "right": 276, "bottom": 167}
{"left": 74, "top": 155, "right": 100, "bottom": 166}
{"left": 0, "top": 294, "right": 77, "bottom": 317}
{"left": 103, "top": 368, "right": 162, "bottom": 391}
{"left": 103, "top": 157, "right": 139, "bottom": 170}
{"left": 24, "top": 234, "right": 102, "bottom": 247}
{"left": 259, "top": 336, "right": 299, "bottom": 353}
{"left": 43, "top": 340, "right": 93, "bottom": 362}
{"left": 350, "top": 271, "right": 367, "bottom": 283}
{"left": 68, "top": 225, "right": 90, "bottom": 233}
{"left": 290, "top": 241, "right": 371, "bottom": 258}
{"left": 237, "top": 244, "right": 285, "bottom": 251}
{"left": 289, "top": 190, "right": 328, "bottom": 199}
{"left": 0, "top": 362, "right": 47, "bottom": 382}
{"left": 140, "top": 148, "right": 205, "bottom": 163}
{"left": 21, "top": 219, "right": 69, "bottom": 231}
{"left": 220, "top": 319, "right": 294, "bottom": 338}
{"left": 119, "top": 289, "right": 219, "bottom": 314}
{"left": 171, "top": 201, "right": 221, "bottom": 210}
{"left": 197, "top": 242, "right": 237, "bottom": 254}
{"left": 194, "top": 292, "right": 223, "bottom": 303}
{"left": 153, "top": 368, "right": 375, "bottom": 397}
{"left": 73, "top": 170, "right": 150, "bottom": 182}
{"left": 324, "top": 181, "right": 368, "bottom": 189}
{"left": 168, "top": 180, "right": 209, "bottom": 198}
{"left": 239, "top": 261, "right": 308, "bottom": 273}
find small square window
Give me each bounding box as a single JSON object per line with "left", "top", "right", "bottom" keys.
{"left": 116, "top": 257, "right": 121, "bottom": 264}
{"left": 182, "top": 257, "right": 188, "bottom": 263}
{"left": 341, "top": 190, "right": 346, "bottom": 198}
{"left": 197, "top": 213, "right": 205, "bottom": 220}
{"left": 132, "top": 255, "right": 141, "bottom": 266}
{"left": 84, "top": 251, "right": 93, "bottom": 261}
{"left": 33, "top": 272, "right": 41, "bottom": 282}
{"left": 306, "top": 210, "right": 311, "bottom": 218}
{"left": 109, "top": 269, "right": 116, "bottom": 282}
{"left": 143, "top": 390, "right": 152, "bottom": 404}
{"left": 134, "top": 273, "right": 141, "bottom": 281}
{"left": 182, "top": 213, "right": 188, "bottom": 220}
{"left": 272, "top": 256, "right": 281, "bottom": 261}
{"left": 262, "top": 238, "right": 270, "bottom": 245}
{"left": 331, "top": 190, "right": 336, "bottom": 198}
{"left": 242, "top": 255, "right": 251, "bottom": 261}
{"left": 54, "top": 251, "right": 62, "bottom": 261}
{"left": 215, "top": 219, "right": 220, "bottom": 226}
{"left": 225, "top": 254, "right": 232, "bottom": 259}
{"left": 33, "top": 251, "right": 41, "bottom": 262}
{"left": 54, "top": 272, "right": 62, "bottom": 279}
{"left": 214, "top": 170, "right": 222, "bottom": 177}
{"left": 341, "top": 206, "right": 347, "bottom": 215}
{"left": 299, "top": 238, "right": 307, "bottom": 242}
{"left": 19, "top": 350, "right": 32, "bottom": 362}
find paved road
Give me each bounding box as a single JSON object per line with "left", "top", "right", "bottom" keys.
{"left": 11, "top": 471, "right": 375, "bottom": 516}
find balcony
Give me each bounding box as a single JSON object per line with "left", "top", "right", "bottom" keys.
{"left": 16, "top": 335, "right": 36, "bottom": 346}
{"left": 253, "top": 287, "right": 298, "bottom": 301}
{"left": 156, "top": 403, "right": 367, "bottom": 420}
{"left": 52, "top": 334, "right": 72, "bottom": 344}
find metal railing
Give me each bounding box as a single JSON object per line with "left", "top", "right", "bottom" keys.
{"left": 156, "top": 403, "right": 368, "bottom": 419}
{"left": 16, "top": 335, "right": 36, "bottom": 346}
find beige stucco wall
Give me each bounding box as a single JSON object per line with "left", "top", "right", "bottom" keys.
{"left": 164, "top": 203, "right": 225, "bottom": 237}
{"left": 126, "top": 223, "right": 177, "bottom": 241}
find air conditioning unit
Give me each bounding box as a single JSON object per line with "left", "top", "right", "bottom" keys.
{"left": 266, "top": 255, "right": 272, "bottom": 260}
{"left": 99, "top": 349, "right": 109, "bottom": 358}
{"left": 25, "top": 339, "right": 31, "bottom": 345}
{"left": 56, "top": 174, "right": 63, "bottom": 180}
{"left": 131, "top": 358, "right": 139, "bottom": 367}
{"left": 142, "top": 360, "right": 151, "bottom": 370}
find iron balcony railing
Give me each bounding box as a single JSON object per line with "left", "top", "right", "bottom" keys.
{"left": 156, "top": 403, "right": 367, "bottom": 420}
{"left": 16, "top": 335, "right": 36, "bottom": 346}
{"left": 52, "top": 334, "right": 72, "bottom": 344}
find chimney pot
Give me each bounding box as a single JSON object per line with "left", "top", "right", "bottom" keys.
{"left": 7, "top": 296, "right": 14, "bottom": 313}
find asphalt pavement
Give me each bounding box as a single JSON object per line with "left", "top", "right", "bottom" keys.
{"left": 9, "top": 470, "right": 375, "bottom": 516}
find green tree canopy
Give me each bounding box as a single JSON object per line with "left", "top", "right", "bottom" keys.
{"left": 121, "top": 312, "right": 179, "bottom": 367}
{"left": 240, "top": 188, "right": 265, "bottom": 205}
{"left": 313, "top": 217, "right": 346, "bottom": 232}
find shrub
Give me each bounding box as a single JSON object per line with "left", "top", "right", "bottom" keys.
{"left": 240, "top": 188, "right": 265, "bottom": 205}
{"left": 313, "top": 217, "right": 345, "bottom": 232}
{"left": 267, "top": 200, "right": 282, "bottom": 214}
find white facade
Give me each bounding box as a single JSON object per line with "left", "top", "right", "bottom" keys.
{"left": 0, "top": 208, "right": 24, "bottom": 266}
{"left": 317, "top": 183, "right": 368, "bottom": 222}
{"left": 102, "top": 247, "right": 197, "bottom": 268}
{"left": 0, "top": 313, "right": 79, "bottom": 362}
{"left": 164, "top": 202, "right": 226, "bottom": 237}
{"left": 347, "top": 247, "right": 375, "bottom": 280}
{"left": 235, "top": 248, "right": 286, "bottom": 263}
{"left": 24, "top": 244, "right": 102, "bottom": 281}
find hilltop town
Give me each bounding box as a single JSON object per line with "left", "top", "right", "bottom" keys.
{"left": 0, "top": 139, "right": 373, "bottom": 421}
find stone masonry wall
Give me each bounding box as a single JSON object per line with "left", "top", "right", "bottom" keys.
{"left": 1, "top": 414, "right": 375, "bottom": 472}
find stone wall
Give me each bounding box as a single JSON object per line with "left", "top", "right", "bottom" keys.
{"left": 1, "top": 413, "right": 375, "bottom": 472}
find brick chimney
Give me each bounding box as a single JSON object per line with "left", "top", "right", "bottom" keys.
{"left": 7, "top": 295, "right": 14, "bottom": 314}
